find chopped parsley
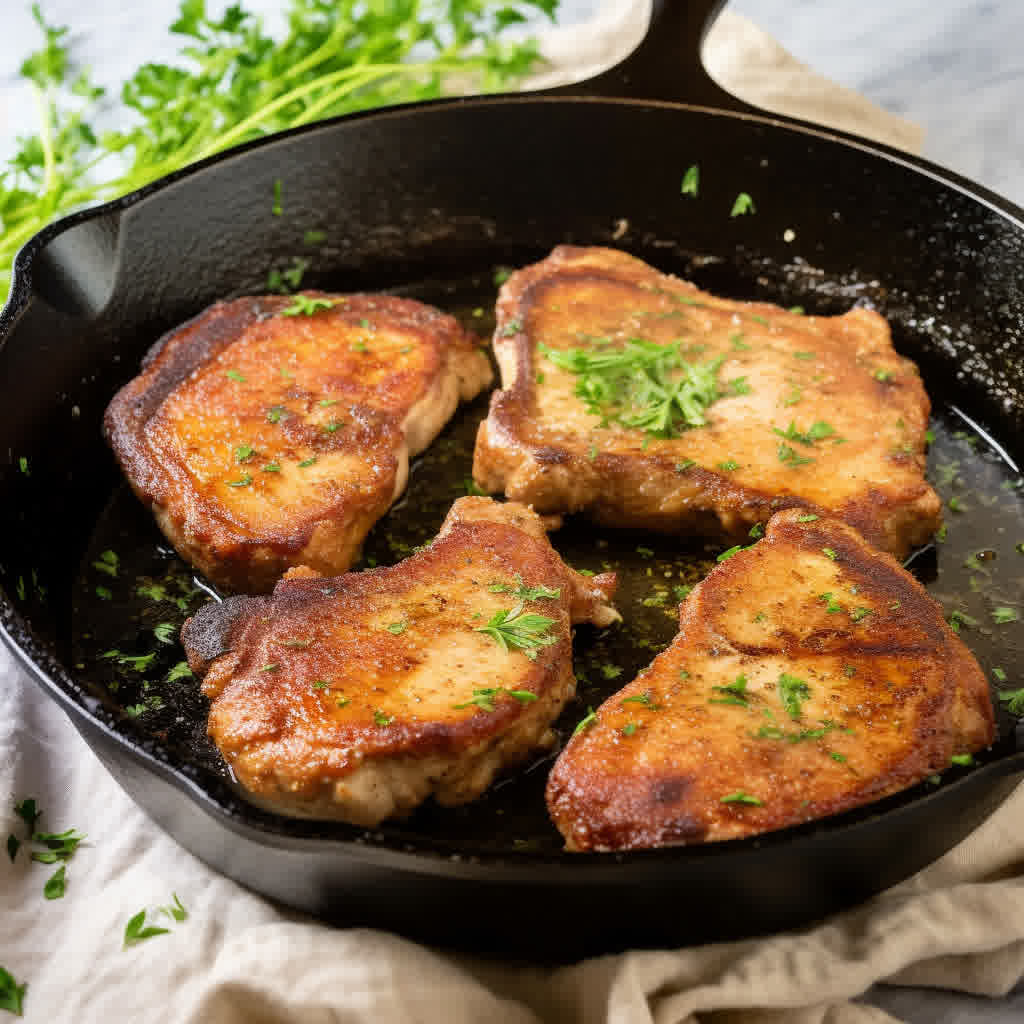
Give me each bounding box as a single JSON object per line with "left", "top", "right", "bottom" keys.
{"left": 262, "top": 462, "right": 281, "bottom": 473}
{"left": 636, "top": 546, "right": 654, "bottom": 559}
{"left": 950, "top": 753, "right": 975, "bottom": 767}
{"left": 773, "top": 420, "right": 835, "bottom": 445}
{"left": 822, "top": 547, "right": 838, "bottom": 561}
{"left": 259, "top": 663, "right": 279, "bottom": 673}
{"left": 993, "top": 607, "right": 1020, "bottom": 624}
{"left": 621, "top": 691, "right": 659, "bottom": 710}
{"left": 225, "top": 369, "right": 246, "bottom": 383}
{"left": 227, "top": 474, "right": 252, "bottom": 487}
{"left": 850, "top": 607, "right": 872, "bottom": 623}
{"left": 621, "top": 722, "right": 638, "bottom": 737}
{"left": 385, "top": 621, "right": 407, "bottom": 635}
{"left": 818, "top": 593, "right": 842, "bottom": 614}
{"left": 999, "top": 688, "right": 1024, "bottom": 715}
{"left": 298, "top": 457, "right": 317, "bottom": 468}
{"left": 266, "top": 405, "right": 286, "bottom": 424}
{"left": 44, "top": 864, "right": 66, "bottom": 900}
{"left": 730, "top": 192, "right": 755, "bottom": 217}
{"left": 487, "top": 576, "right": 560, "bottom": 602}
{"left": 476, "top": 604, "right": 557, "bottom": 660}
{"left": 540, "top": 339, "right": 724, "bottom": 438}
{"left": 153, "top": 622, "right": 176, "bottom": 645}
{"left": 18, "top": 456, "right": 28, "bottom": 475}
{"left": 730, "top": 334, "right": 750, "bottom": 351}
{"left": 830, "top": 752, "right": 847, "bottom": 763}
{"left": 873, "top": 369, "right": 893, "bottom": 382}
{"left": 600, "top": 664, "right": 623, "bottom": 680}
{"left": 30, "top": 828, "right": 86, "bottom": 864}
{"left": 166, "top": 662, "right": 193, "bottom": 683}
{"left": 0, "top": 966, "right": 27, "bottom": 1016}
{"left": 796, "top": 513, "right": 819, "bottom": 522}
{"left": 717, "top": 459, "right": 740, "bottom": 471}
{"left": 716, "top": 545, "right": 747, "bottom": 562}
{"left": 102, "top": 650, "right": 156, "bottom": 672}
{"left": 680, "top": 164, "right": 699, "bottom": 196}
{"left": 463, "top": 477, "right": 486, "bottom": 496}
{"left": 777, "top": 443, "right": 813, "bottom": 468}
{"left": 123, "top": 909, "right": 170, "bottom": 948}
{"left": 948, "top": 496, "right": 966, "bottom": 513}
{"left": 778, "top": 673, "right": 810, "bottom": 720}
{"left": 281, "top": 294, "right": 335, "bottom": 317}
{"left": 493, "top": 267, "right": 512, "bottom": 286}
{"left": 323, "top": 421, "right": 342, "bottom": 433}
{"left": 947, "top": 609, "right": 979, "bottom": 634}
{"left": 993, "top": 668, "right": 1007, "bottom": 683}
{"left": 373, "top": 711, "right": 394, "bottom": 727}
{"left": 710, "top": 675, "right": 748, "bottom": 707}
{"left": 748, "top": 522, "right": 764, "bottom": 539}
{"left": 95, "top": 585, "right": 112, "bottom": 600}
{"left": 92, "top": 549, "right": 119, "bottom": 577}
{"left": 729, "top": 377, "right": 751, "bottom": 396}
{"left": 453, "top": 687, "right": 538, "bottom": 712}
{"left": 572, "top": 707, "right": 598, "bottom": 737}
{"left": 673, "top": 584, "right": 693, "bottom": 602}
{"left": 721, "top": 791, "right": 762, "bottom": 805}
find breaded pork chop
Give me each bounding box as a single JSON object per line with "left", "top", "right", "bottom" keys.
{"left": 181, "top": 497, "right": 618, "bottom": 826}
{"left": 105, "top": 292, "right": 492, "bottom": 592}
{"left": 546, "top": 509, "right": 993, "bottom": 852}
{"left": 473, "top": 246, "right": 941, "bottom": 559}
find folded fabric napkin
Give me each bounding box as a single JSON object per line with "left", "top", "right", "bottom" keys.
{"left": 2, "top": 3, "right": 1018, "bottom": 1023}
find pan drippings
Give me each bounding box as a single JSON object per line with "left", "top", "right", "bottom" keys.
{"left": 70, "top": 271, "right": 1024, "bottom": 852}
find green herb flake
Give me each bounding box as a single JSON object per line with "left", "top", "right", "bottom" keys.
{"left": 925, "top": 428, "right": 935, "bottom": 444}
{"left": 266, "top": 405, "right": 286, "bottom": 424}
{"left": 43, "top": 864, "right": 66, "bottom": 900}
{"left": 778, "top": 673, "right": 810, "bottom": 720}
{"left": 673, "top": 584, "right": 693, "bottom": 602}
{"left": 600, "top": 664, "right": 623, "bottom": 680}
{"left": 730, "top": 192, "right": 755, "bottom": 217}
{"left": 720, "top": 790, "right": 762, "bottom": 805}
{"left": 819, "top": 592, "right": 842, "bottom": 614}
{"left": 18, "top": 456, "right": 28, "bottom": 476}
{"left": 572, "top": 707, "right": 599, "bottom": 737}
{"left": 748, "top": 522, "right": 765, "bottom": 539}
{"left": 227, "top": 474, "right": 252, "bottom": 487}
{"left": 992, "top": 607, "right": 1020, "bottom": 624}
{"left": 676, "top": 459, "right": 695, "bottom": 473}
{"left": 717, "top": 459, "right": 739, "bottom": 472}
{"left": 950, "top": 753, "right": 975, "bottom": 767}
{"left": 234, "top": 444, "right": 254, "bottom": 463}
{"left": 777, "top": 443, "right": 814, "bottom": 468}
{"left": 166, "top": 661, "right": 193, "bottom": 683}
{"left": 225, "top": 369, "right": 246, "bottom": 383}
{"left": 873, "top": 369, "right": 893, "bottom": 382}
{"left": 789, "top": 306, "right": 805, "bottom": 315}
{"left": 14, "top": 798, "right": 40, "bottom": 832}
{"left": 92, "top": 549, "right": 119, "bottom": 577}
{"left": 373, "top": 710, "right": 394, "bottom": 727}
{"left": 621, "top": 691, "right": 659, "bottom": 711}
{"left": 621, "top": 722, "right": 638, "bottom": 737}
{"left": 282, "top": 294, "right": 335, "bottom": 317}
{"left": 850, "top": 607, "right": 872, "bottom": 623}
{"left": 729, "top": 376, "right": 751, "bottom": 396}
{"left": 999, "top": 688, "right": 1024, "bottom": 715}
{"left": 541, "top": 339, "right": 726, "bottom": 438}
{"left": 95, "top": 585, "right": 112, "bottom": 600}
{"left": 385, "top": 621, "right": 407, "bottom": 635}
{"left": 0, "top": 966, "right": 27, "bottom": 1016}
{"left": 323, "top": 421, "right": 342, "bottom": 433}
{"left": 822, "top": 547, "right": 838, "bottom": 561}
{"left": 30, "top": 827, "right": 86, "bottom": 864}
{"left": 487, "top": 576, "right": 561, "bottom": 602}
{"left": 297, "top": 457, "right": 317, "bottom": 468}
{"left": 271, "top": 178, "right": 283, "bottom": 216}
{"left": 829, "top": 752, "right": 847, "bottom": 763}
{"left": 493, "top": 267, "right": 512, "bottom": 287}
{"left": 947, "top": 609, "right": 979, "bottom": 634}
{"left": 303, "top": 229, "right": 326, "bottom": 245}
{"left": 993, "top": 668, "right": 1007, "bottom": 683}
{"left": 948, "top": 496, "right": 966, "bottom": 513}
{"left": 680, "top": 164, "right": 699, "bottom": 196}
{"left": 731, "top": 334, "right": 750, "bottom": 351}
{"left": 710, "top": 674, "right": 749, "bottom": 707}
{"left": 476, "top": 604, "right": 557, "bottom": 660}
{"left": 153, "top": 622, "right": 176, "bottom": 645}
{"left": 123, "top": 909, "right": 170, "bottom": 948}
{"left": 716, "top": 544, "right": 747, "bottom": 562}
{"left": 311, "top": 680, "right": 330, "bottom": 690}
{"left": 797, "top": 514, "right": 819, "bottom": 522}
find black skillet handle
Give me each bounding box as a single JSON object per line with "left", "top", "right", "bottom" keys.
{"left": 540, "top": 0, "right": 758, "bottom": 114}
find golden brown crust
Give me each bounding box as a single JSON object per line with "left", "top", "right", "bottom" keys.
{"left": 182, "top": 497, "right": 617, "bottom": 825}
{"left": 473, "top": 246, "right": 941, "bottom": 559}
{"left": 546, "top": 509, "right": 994, "bottom": 852}
{"left": 105, "top": 293, "right": 492, "bottom": 592}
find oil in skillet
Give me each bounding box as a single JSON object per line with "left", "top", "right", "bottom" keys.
{"left": 69, "top": 273, "right": 1024, "bottom": 851}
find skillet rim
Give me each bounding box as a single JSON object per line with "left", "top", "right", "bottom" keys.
{"left": 2, "top": 92, "right": 1024, "bottom": 873}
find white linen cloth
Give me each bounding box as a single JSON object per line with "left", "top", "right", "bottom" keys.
{"left": 3, "top": 3, "right": 1017, "bottom": 1022}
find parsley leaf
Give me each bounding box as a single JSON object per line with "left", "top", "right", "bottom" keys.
{"left": 43, "top": 864, "right": 66, "bottom": 900}
{"left": 123, "top": 909, "right": 170, "bottom": 948}
{"left": 153, "top": 622, "right": 176, "bottom": 645}
{"left": 540, "top": 339, "right": 724, "bottom": 438}
{"left": 14, "top": 798, "right": 41, "bottom": 832}
{"left": 721, "top": 790, "right": 762, "bottom": 805}
{"left": 92, "top": 549, "right": 119, "bottom": 577}
{"left": 454, "top": 687, "right": 538, "bottom": 712}
{"left": 778, "top": 673, "right": 810, "bottom": 720}
{"left": 730, "top": 192, "right": 755, "bottom": 217}
{"left": 680, "top": 164, "right": 699, "bottom": 196}
{"left": 0, "top": 965, "right": 27, "bottom": 1016}
{"left": 572, "top": 707, "right": 598, "bottom": 737}
{"left": 476, "top": 603, "right": 558, "bottom": 660}
{"left": 281, "top": 294, "right": 336, "bottom": 317}
{"left": 487, "top": 576, "right": 561, "bottom": 601}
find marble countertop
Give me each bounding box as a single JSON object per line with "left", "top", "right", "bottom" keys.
{"left": 2, "top": 2, "right": 1023, "bottom": 1021}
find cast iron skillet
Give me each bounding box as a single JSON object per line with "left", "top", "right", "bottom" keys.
{"left": 1, "top": 0, "right": 1023, "bottom": 958}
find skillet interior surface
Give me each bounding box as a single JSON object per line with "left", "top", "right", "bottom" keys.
{"left": 1, "top": 94, "right": 1024, "bottom": 953}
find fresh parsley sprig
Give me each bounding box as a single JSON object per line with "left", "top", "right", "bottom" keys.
{"left": 540, "top": 339, "right": 724, "bottom": 438}
{"left": 1, "top": 0, "right": 559, "bottom": 306}
{"left": 476, "top": 603, "right": 558, "bottom": 660}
